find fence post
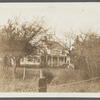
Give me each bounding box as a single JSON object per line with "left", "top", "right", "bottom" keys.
{"left": 38, "top": 68, "right": 47, "bottom": 92}
{"left": 40, "top": 68, "right": 43, "bottom": 78}
{"left": 23, "top": 67, "right": 26, "bottom": 80}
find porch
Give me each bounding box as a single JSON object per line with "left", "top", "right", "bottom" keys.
{"left": 41, "top": 55, "right": 70, "bottom": 67}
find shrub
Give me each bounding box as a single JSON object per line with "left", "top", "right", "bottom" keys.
{"left": 58, "top": 69, "right": 81, "bottom": 84}
{"left": 40, "top": 62, "right": 48, "bottom": 68}
{"left": 43, "top": 69, "right": 54, "bottom": 84}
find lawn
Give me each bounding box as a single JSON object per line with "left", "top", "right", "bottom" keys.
{"left": 0, "top": 66, "right": 100, "bottom": 92}
{"left": 48, "top": 78, "right": 100, "bottom": 92}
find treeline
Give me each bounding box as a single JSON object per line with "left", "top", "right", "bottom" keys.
{"left": 70, "top": 30, "right": 100, "bottom": 79}
{"left": 0, "top": 17, "right": 100, "bottom": 80}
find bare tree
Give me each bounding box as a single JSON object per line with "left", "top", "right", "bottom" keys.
{"left": 64, "top": 30, "right": 76, "bottom": 54}
{"left": 0, "top": 17, "right": 49, "bottom": 78}
{"left": 72, "top": 29, "right": 100, "bottom": 78}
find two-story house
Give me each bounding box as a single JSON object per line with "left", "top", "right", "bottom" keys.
{"left": 41, "top": 41, "right": 70, "bottom": 67}
{"left": 20, "top": 35, "right": 70, "bottom": 67}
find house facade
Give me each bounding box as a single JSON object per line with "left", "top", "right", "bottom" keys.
{"left": 20, "top": 36, "right": 70, "bottom": 67}
{"left": 41, "top": 41, "right": 70, "bottom": 67}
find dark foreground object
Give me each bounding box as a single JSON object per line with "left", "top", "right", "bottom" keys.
{"left": 38, "top": 77, "right": 47, "bottom": 92}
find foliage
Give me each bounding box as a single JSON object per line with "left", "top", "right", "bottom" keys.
{"left": 43, "top": 69, "right": 54, "bottom": 84}
{"left": 71, "top": 30, "right": 100, "bottom": 78}
{"left": 0, "top": 17, "right": 49, "bottom": 56}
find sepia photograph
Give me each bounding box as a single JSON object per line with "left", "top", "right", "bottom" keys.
{"left": 0, "top": 3, "right": 100, "bottom": 95}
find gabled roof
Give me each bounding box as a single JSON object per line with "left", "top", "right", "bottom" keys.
{"left": 47, "top": 41, "right": 65, "bottom": 50}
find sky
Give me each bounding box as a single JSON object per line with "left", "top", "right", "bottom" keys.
{"left": 0, "top": 3, "right": 100, "bottom": 40}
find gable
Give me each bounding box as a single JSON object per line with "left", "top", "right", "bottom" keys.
{"left": 49, "top": 42, "right": 65, "bottom": 50}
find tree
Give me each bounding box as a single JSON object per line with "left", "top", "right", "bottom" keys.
{"left": 64, "top": 30, "right": 76, "bottom": 54}
{"left": 1, "top": 17, "right": 49, "bottom": 54}
{"left": 72, "top": 30, "right": 100, "bottom": 78}
{"left": 0, "top": 17, "right": 49, "bottom": 77}
{"left": 64, "top": 30, "right": 77, "bottom": 68}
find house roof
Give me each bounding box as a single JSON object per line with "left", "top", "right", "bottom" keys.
{"left": 47, "top": 41, "right": 66, "bottom": 50}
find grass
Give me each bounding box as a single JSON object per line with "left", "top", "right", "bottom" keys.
{"left": 0, "top": 67, "right": 39, "bottom": 92}
{"left": 0, "top": 66, "right": 100, "bottom": 92}
{"left": 48, "top": 78, "right": 100, "bottom": 92}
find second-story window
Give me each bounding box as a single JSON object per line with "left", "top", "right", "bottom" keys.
{"left": 62, "top": 50, "right": 66, "bottom": 55}
{"left": 54, "top": 49, "right": 61, "bottom": 55}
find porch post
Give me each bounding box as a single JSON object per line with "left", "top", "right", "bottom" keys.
{"left": 57, "top": 56, "right": 59, "bottom": 66}
{"left": 63, "top": 57, "right": 65, "bottom": 64}
{"left": 67, "top": 56, "right": 70, "bottom": 68}
{"left": 69, "top": 57, "right": 70, "bottom": 64}
{"left": 59, "top": 57, "right": 60, "bottom": 65}
{"left": 46, "top": 55, "right": 48, "bottom": 64}
{"left": 66, "top": 57, "right": 67, "bottom": 64}
{"left": 40, "top": 68, "right": 43, "bottom": 78}
{"left": 51, "top": 56, "right": 53, "bottom": 66}
{"left": 65, "top": 57, "right": 66, "bottom": 63}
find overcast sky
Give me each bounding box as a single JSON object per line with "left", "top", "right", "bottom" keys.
{"left": 0, "top": 3, "right": 100, "bottom": 39}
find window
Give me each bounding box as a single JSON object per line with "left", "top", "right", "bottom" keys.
{"left": 54, "top": 50, "right": 60, "bottom": 55}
